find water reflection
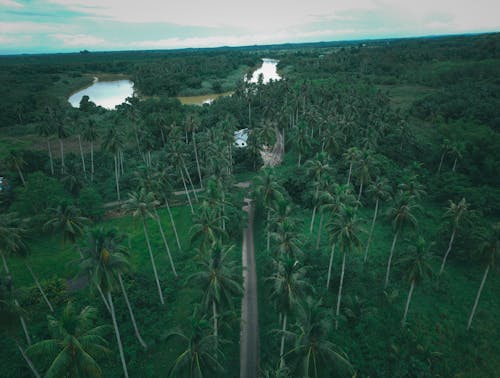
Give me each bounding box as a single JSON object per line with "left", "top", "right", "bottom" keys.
{"left": 68, "top": 79, "right": 134, "bottom": 110}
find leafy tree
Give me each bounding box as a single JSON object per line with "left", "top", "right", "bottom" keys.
{"left": 27, "top": 303, "right": 110, "bottom": 378}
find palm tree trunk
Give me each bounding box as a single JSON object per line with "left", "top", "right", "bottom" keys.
{"left": 266, "top": 209, "right": 271, "bottom": 252}
{"left": 364, "top": 199, "right": 379, "bottom": 262}
{"left": 437, "top": 152, "right": 445, "bottom": 174}
{"left": 180, "top": 169, "right": 194, "bottom": 214}
{"left": 77, "top": 134, "right": 87, "bottom": 179}
{"left": 90, "top": 141, "right": 94, "bottom": 182}
{"left": 213, "top": 301, "right": 218, "bottom": 351}
{"left": 118, "top": 273, "right": 147, "bottom": 349}
{"left": 467, "top": 264, "right": 490, "bottom": 330}
{"left": 142, "top": 219, "right": 164, "bottom": 305}
{"left": 25, "top": 264, "right": 53, "bottom": 312}
{"left": 15, "top": 163, "right": 26, "bottom": 186}
{"left": 16, "top": 341, "right": 41, "bottom": 378}
{"left": 326, "top": 243, "right": 336, "bottom": 290}
{"left": 279, "top": 312, "right": 287, "bottom": 369}
{"left": 107, "top": 291, "right": 129, "bottom": 378}
{"left": 58, "top": 138, "right": 65, "bottom": 174}
{"left": 357, "top": 178, "right": 364, "bottom": 201}
{"left": 298, "top": 153, "right": 301, "bottom": 167}
{"left": 192, "top": 133, "right": 203, "bottom": 188}
{"left": 309, "top": 206, "right": 317, "bottom": 233}
{"left": 384, "top": 231, "right": 399, "bottom": 289}
{"left": 452, "top": 157, "right": 458, "bottom": 172}
{"left": 222, "top": 191, "right": 226, "bottom": 231}
{"left": 401, "top": 279, "right": 415, "bottom": 327}
{"left": 47, "top": 139, "right": 54, "bottom": 175}
{"left": 184, "top": 165, "right": 198, "bottom": 201}
{"left": 96, "top": 283, "right": 112, "bottom": 314}
{"left": 439, "top": 228, "right": 456, "bottom": 275}
{"left": 120, "top": 150, "right": 124, "bottom": 175}
{"left": 346, "top": 162, "right": 352, "bottom": 185}
{"left": 315, "top": 212, "right": 324, "bottom": 250}
{"left": 114, "top": 154, "right": 120, "bottom": 201}
{"left": 335, "top": 252, "right": 346, "bottom": 330}
{"left": 165, "top": 197, "right": 182, "bottom": 250}
{"left": 154, "top": 210, "right": 177, "bottom": 277}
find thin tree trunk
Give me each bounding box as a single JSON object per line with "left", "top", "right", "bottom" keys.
{"left": 309, "top": 206, "right": 317, "bottom": 233}
{"left": 154, "top": 210, "right": 177, "bottom": 276}
{"left": 222, "top": 191, "right": 226, "bottom": 231}
{"left": 47, "top": 139, "right": 54, "bottom": 175}
{"left": 25, "top": 264, "right": 53, "bottom": 312}
{"left": 213, "top": 301, "right": 218, "bottom": 351}
{"left": 165, "top": 197, "right": 181, "bottom": 250}
{"left": 437, "top": 152, "right": 445, "bottom": 174}
{"left": 467, "top": 264, "right": 490, "bottom": 330}
{"left": 315, "top": 212, "right": 324, "bottom": 250}
{"left": 298, "top": 153, "right": 301, "bottom": 167}
{"left": 335, "top": 252, "right": 346, "bottom": 330}
{"left": 184, "top": 165, "right": 198, "bottom": 201}
{"left": 266, "top": 209, "right": 271, "bottom": 252}
{"left": 107, "top": 292, "right": 129, "bottom": 378}
{"left": 114, "top": 155, "right": 120, "bottom": 201}
{"left": 364, "top": 199, "right": 379, "bottom": 262}
{"left": 15, "top": 299, "right": 31, "bottom": 345}
{"left": 142, "top": 219, "right": 164, "bottom": 305}
{"left": 347, "top": 162, "right": 352, "bottom": 185}
{"left": 118, "top": 273, "right": 147, "bottom": 349}
{"left": 15, "top": 163, "right": 26, "bottom": 186}
{"left": 326, "top": 243, "right": 336, "bottom": 290}
{"left": 401, "top": 280, "right": 415, "bottom": 327}
{"left": 96, "top": 283, "right": 111, "bottom": 315}
{"left": 59, "top": 138, "right": 65, "bottom": 174}
{"left": 357, "top": 178, "right": 364, "bottom": 201}
{"left": 90, "top": 141, "right": 94, "bottom": 182}
{"left": 452, "top": 158, "right": 458, "bottom": 172}
{"left": 384, "top": 231, "right": 399, "bottom": 289}
{"left": 439, "top": 228, "right": 456, "bottom": 275}
{"left": 16, "top": 341, "right": 41, "bottom": 378}
{"left": 77, "top": 134, "right": 87, "bottom": 179}
{"left": 279, "top": 312, "right": 287, "bottom": 369}
{"left": 120, "top": 150, "right": 124, "bottom": 175}
{"left": 180, "top": 169, "right": 194, "bottom": 214}
{"left": 193, "top": 133, "right": 203, "bottom": 188}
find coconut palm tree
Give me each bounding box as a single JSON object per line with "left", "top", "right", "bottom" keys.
{"left": 437, "top": 138, "right": 452, "bottom": 174}
{"left": 364, "top": 177, "right": 391, "bottom": 262}
{"left": 343, "top": 147, "right": 361, "bottom": 186}
{"left": 35, "top": 118, "right": 55, "bottom": 175}
{"left": 329, "top": 207, "right": 363, "bottom": 329}
{"left": 122, "top": 189, "right": 164, "bottom": 305}
{"left": 268, "top": 257, "right": 311, "bottom": 369}
{"left": 467, "top": 222, "right": 499, "bottom": 330}
{"left": 82, "top": 118, "right": 98, "bottom": 182}
{"left": 187, "top": 243, "right": 242, "bottom": 346}
{"left": 450, "top": 141, "right": 465, "bottom": 173}
{"left": 385, "top": 194, "right": 419, "bottom": 289}
{"left": 439, "top": 198, "right": 472, "bottom": 275}
{"left": 253, "top": 169, "right": 285, "bottom": 252}
{"left": 27, "top": 303, "right": 110, "bottom": 378}
{"left": 80, "top": 226, "right": 147, "bottom": 350}
{"left": 166, "top": 140, "right": 196, "bottom": 213}
{"left": 165, "top": 307, "right": 224, "bottom": 377}
{"left": 102, "top": 123, "right": 125, "bottom": 201}
{"left": 4, "top": 151, "right": 26, "bottom": 186}
{"left": 353, "top": 149, "right": 377, "bottom": 201}
{"left": 285, "top": 297, "right": 353, "bottom": 378}
{"left": 185, "top": 113, "right": 203, "bottom": 187}
{"left": 290, "top": 120, "right": 311, "bottom": 167}
{"left": 190, "top": 200, "right": 226, "bottom": 254}
{"left": 399, "top": 237, "right": 434, "bottom": 326}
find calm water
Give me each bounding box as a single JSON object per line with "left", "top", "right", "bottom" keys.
{"left": 68, "top": 79, "right": 134, "bottom": 110}
{"left": 247, "top": 58, "right": 281, "bottom": 84}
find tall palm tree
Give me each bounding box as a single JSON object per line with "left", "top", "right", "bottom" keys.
{"left": 364, "top": 177, "right": 391, "bottom": 262}
{"left": 467, "top": 222, "right": 499, "bottom": 330}
{"left": 166, "top": 140, "right": 196, "bottom": 213}
{"left": 165, "top": 307, "right": 224, "bottom": 377}
{"left": 353, "top": 149, "right": 376, "bottom": 201}
{"left": 385, "top": 194, "right": 419, "bottom": 289}
{"left": 329, "top": 207, "right": 363, "bottom": 329}
{"left": 190, "top": 200, "right": 226, "bottom": 254}
{"left": 343, "top": 147, "right": 360, "bottom": 186}
{"left": 80, "top": 226, "right": 147, "bottom": 350}
{"left": 290, "top": 120, "right": 310, "bottom": 167}
{"left": 268, "top": 257, "right": 310, "bottom": 369}
{"left": 27, "top": 303, "right": 110, "bottom": 378}
{"left": 439, "top": 198, "right": 471, "bottom": 275}
{"left": 253, "top": 169, "right": 285, "bottom": 252}
{"left": 102, "top": 123, "right": 125, "bottom": 201}
{"left": 56, "top": 111, "right": 70, "bottom": 174}
{"left": 185, "top": 113, "right": 203, "bottom": 187}
{"left": 35, "top": 118, "right": 55, "bottom": 175}
{"left": 437, "top": 138, "right": 452, "bottom": 174}
{"left": 5, "top": 151, "right": 26, "bottom": 186}
{"left": 44, "top": 203, "right": 90, "bottom": 258}
{"left": 305, "top": 153, "right": 333, "bottom": 233}
{"left": 122, "top": 189, "right": 164, "bottom": 305}
{"left": 399, "top": 237, "right": 433, "bottom": 326}
{"left": 285, "top": 297, "right": 353, "bottom": 378}
{"left": 83, "top": 118, "right": 99, "bottom": 182}
{"left": 187, "top": 243, "right": 242, "bottom": 346}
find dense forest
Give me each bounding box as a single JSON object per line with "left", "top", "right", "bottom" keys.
{"left": 0, "top": 33, "right": 499, "bottom": 377}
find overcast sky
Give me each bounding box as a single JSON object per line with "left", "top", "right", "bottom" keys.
{"left": 1, "top": 0, "right": 499, "bottom": 54}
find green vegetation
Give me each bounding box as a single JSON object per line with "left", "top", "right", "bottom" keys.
{"left": 1, "top": 33, "right": 499, "bottom": 377}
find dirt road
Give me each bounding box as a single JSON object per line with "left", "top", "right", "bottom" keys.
{"left": 240, "top": 198, "right": 259, "bottom": 378}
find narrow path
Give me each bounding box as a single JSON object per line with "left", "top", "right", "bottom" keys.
{"left": 240, "top": 197, "right": 259, "bottom": 378}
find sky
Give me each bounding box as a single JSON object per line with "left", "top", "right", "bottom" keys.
{"left": 1, "top": 0, "right": 499, "bottom": 54}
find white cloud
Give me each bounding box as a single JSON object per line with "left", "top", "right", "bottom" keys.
{"left": 51, "top": 33, "right": 106, "bottom": 46}
{"left": 0, "top": 21, "right": 59, "bottom": 34}
{"left": 0, "top": 0, "right": 24, "bottom": 8}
